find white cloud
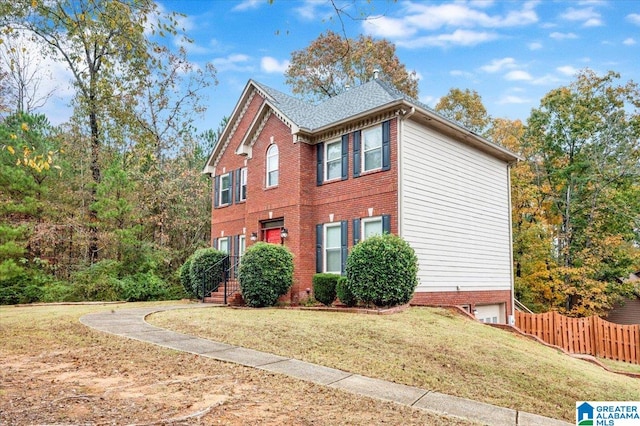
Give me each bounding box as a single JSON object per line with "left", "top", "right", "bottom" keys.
{"left": 627, "top": 13, "right": 640, "bottom": 25}
{"left": 556, "top": 66, "right": 578, "bottom": 76}
{"left": 397, "top": 29, "right": 499, "bottom": 48}
{"left": 504, "top": 70, "right": 533, "bottom": 81}
{"left": 210, "top": 54, "right": 253, "bottom": 73}
{"left": 450, "top": 70, "right": 474, "bottom": 78}
{"left": 402, "top": 1, "right": 538, "bottom": 30}
{"left": 623, "top": 38, "right": 636, "bottom": 46}
{"left": 549, "top": 32, "right": 578, "bottom": 40}
{"left": 498, "top": 95, "right": 530, "bottom": 105}
{"left": 363, "top": 16, "right": 417, "bottom": 39}
{"left": 261, "top": 57, "right": 290, "bottom": 74}
{"left": 295, "top": 0, "right": 333, "bottom": 21}
{"left": 560, "top": 7, "right": 603, "bottom": 27}
{"left": 481, "top": 57, "right": 517, "bottom": 73}
{"left": 528, "top": 41, "right": 543, "bottom": 50}
{"left": 232, "top": 0, "right": 263, "bottom": 12}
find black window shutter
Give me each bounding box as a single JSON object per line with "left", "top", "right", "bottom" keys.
{"left": 353, "top": 130, "right": 361, "bottom": 178}
{"left": 213, "top": 237, "right": 218, "bottom": 249}
{"left": 352, "top": 218, "right": 361, "bottom": 245}
{"left": 234, "top": 169, "right": 241, "bottom": 202}
{"left": 316, "top": 224, "right": 323, "bottom": 273}
{"left": 233, "top": 235, "right": 239, "bottom": 257}
{"left": 340, "top": 220, "right": 348, "bottom": 275}
{"left": 341, "top": 134, "right": 348, "bottom": 180}
{"left": 229, "top": 172, "right": 235, "bottom": 205}
{"left": 382, "top": 120, "right": 391, "bottom": 171}
{"left": 214, "top": 175, "right": 220, "bottom": 208}
{"left": 382, "top": 214, "right": 391, "bottom": 234}
{"left": 316, "top": 144, "right": 324, "bottom": 186}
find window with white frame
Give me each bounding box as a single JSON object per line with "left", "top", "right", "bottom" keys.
{"left": 218, "top": 237, "right": 229, "bottom": 253}
{"left": 362, "top": 217, "right": 383, "bottom": 240}
{"left": 325, "top": 140, "right": 342, "bottom": 181}
{"left": 266, "top": 144, "right": 279, "bottom": 187}
{"left": 324, "top": 223, "right": 342, "bottom": 273}
{"left": 219, "top": 173, "right": 231, "bottom": 205}
{"left": 362, "top": 125, "right": 382, "bottom": 171}
{"left": 240, "top": 167, "right": 247, "bottom": 201}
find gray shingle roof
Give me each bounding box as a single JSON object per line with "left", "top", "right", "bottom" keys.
{"left": 252, "top": 78, "right": 432, "bottom": 131}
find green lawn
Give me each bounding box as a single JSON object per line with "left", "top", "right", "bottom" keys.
{"left": 149, "top": 306, "right": 640, "bottom": 422}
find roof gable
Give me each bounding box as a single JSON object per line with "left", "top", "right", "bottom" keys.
{"left": 204, "top": 78, "right": 521, "bottom": 173}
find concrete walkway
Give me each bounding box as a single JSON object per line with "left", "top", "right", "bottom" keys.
{"left": 79, "top": 304, "right": 572, "bottom": 426}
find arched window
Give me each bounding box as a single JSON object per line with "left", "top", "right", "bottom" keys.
{"left": 266, "top": 144, "right": 279, "bottom": 187}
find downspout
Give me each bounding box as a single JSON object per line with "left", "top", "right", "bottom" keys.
{"left": 506, "top": 162, "right": 516, "bottom": 325}
{"left": 397, "top": 107, "right": 416, "bottom": 238}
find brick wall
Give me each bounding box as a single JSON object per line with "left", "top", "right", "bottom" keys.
{"left": 410, "top": 290, "right": 513, "bottom": 319}
{"left": 210, "top": 88, "right": 512, "bottom": 315}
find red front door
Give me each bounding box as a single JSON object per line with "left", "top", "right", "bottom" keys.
{"left": 265, "top": 228, "right": 281, "bottom": 244}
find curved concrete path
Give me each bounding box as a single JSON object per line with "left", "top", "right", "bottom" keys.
{"left": 80, "top": 304, "right": 572, "bottom": 426}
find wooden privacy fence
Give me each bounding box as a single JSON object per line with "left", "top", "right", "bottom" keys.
{"left": 515, "top": 311, "right": 640, "bottom": 365}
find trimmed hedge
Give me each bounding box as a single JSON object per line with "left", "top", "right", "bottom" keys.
{"left": 336, "top": 276, "right": 357, "bottom": 307}
{"left": 189, "top": 248, "right": 228, "bottom": 299}
{"left": 238, "top": 242, "right": 293, "bottom": 307}
{"left": 312, "top": 273, "right": 339, "bottom": 306}
{"left": 345, "top": 233, "right": 418, "bottom": 307}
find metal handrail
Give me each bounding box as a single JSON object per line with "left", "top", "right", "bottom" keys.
{"left": 200, "top": 255, "right": 241, "bottom": 304}
{"left": 514, "top": 298, "right": 533, "bottom": 313}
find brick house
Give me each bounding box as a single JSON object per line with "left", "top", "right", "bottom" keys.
{"left": 203, "top": 77, "right": 520, "bottom": 323}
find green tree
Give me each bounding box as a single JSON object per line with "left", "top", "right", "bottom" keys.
{"left": 285, "top": 30, "right": 418, "bottom": 101}
{"left": 524, "top": 69, "right": 640, "bottom": 316}
{"left": 2, "top": 0, "right": 178, "bottom": 262}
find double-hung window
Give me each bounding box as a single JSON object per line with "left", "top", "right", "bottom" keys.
{"left": 217, "top": 236, "right": 229, "bottom": 253}
{"left": 239, "top": 167, "right": 247, "bottom": 201}
{"left": 324, "top": 223, "right": 342, "bottom": 273}
{"left": 362, "top": 126, "right": 382, "bottom": 171}
{"left": 325, "top": 140, "right": 342, "bottom": 181}
{"left": 266, "top": 144, "right": 279, "bottom": 187}
{"left": 362, "top": 217, "right": 383, "bottom": 240}
{"left": 353, "top": 215, "right": 391, "bottom": 245}
{"left": 317, "top": 135, "right": 348, "bottom": 185}
{"left": 219, "top": 173, "right": 231, "bottom": 205}
{"left": 316, "top": 221, "right": 347, "bottom": 274}
{"left": 353, "top": 120, "right": 391, "bottom": 177}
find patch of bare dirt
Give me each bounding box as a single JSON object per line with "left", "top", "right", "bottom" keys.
{"left": 0, "top": 318, "right": 475, "bottom": 425}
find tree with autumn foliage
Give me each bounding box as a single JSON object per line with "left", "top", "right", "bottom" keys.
{"left": 524, "top": 69, "right": 640, "bottom": 316}
{"left": 285, "top": 30, "right": 418, "bottom": 101}
{"left": 436, "top": 88, "right": 491, "bottom": 136}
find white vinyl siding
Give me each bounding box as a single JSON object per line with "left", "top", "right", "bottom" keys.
{"left": 400, "top": 119, "right": 512, "bottom": 292}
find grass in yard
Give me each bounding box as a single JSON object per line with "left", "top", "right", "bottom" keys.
{"left": 596, "top": 357, "right": 640, "bottom": 374}
{"left": 0, "top": 302, "right": 475, "bottom": 426}
{"left": 149, "top": 306, "right": 640, "bottom": 422}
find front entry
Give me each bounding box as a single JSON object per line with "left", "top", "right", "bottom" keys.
{"left": 265, "top": 228, "right": 282, "bottom": 244}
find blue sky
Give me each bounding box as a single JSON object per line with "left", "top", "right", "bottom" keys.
{"left": 31, "top": 1, "right": 640, "bottom": 131}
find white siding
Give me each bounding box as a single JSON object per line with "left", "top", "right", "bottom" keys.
{"left": 400, "top": 119, "right": 512, "bottom": 293}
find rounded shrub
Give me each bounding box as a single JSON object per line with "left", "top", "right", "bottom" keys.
{"left": 345, "top": 234, "right": 418, "bottom": 307}
{"left": 312, "top": 273, "right": 339, "bottom": 306}
{"left": 238, "top": 242, "right": 293, "bottom": 307}
{"left": 336, "top": 276, "right": 357, "bottom": 307}
{"left": 189, "top": 248, "right": 228, "bottom": 299}
{"left": 179, "top": 256, "right": 194, "bottom": 297}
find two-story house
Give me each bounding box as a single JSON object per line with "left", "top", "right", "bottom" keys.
{"left": 203, "top": 77, "right": 520, "bottom": 323}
